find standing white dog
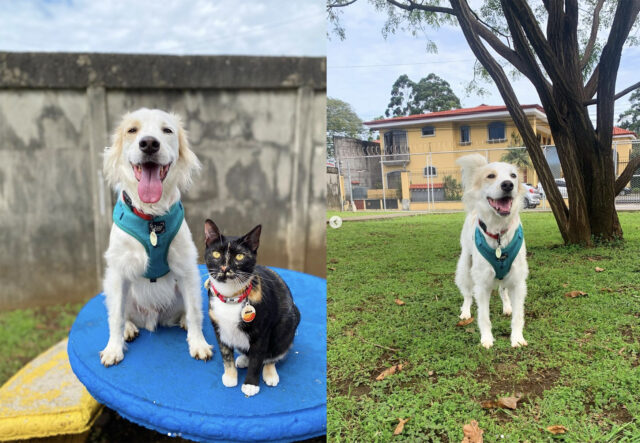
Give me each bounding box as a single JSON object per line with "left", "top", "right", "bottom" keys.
{"left": 100, "top": 108, "right": 213, "bottom": 366}
{"left": 455, "top": 154, "right": 528, "bottom": 349}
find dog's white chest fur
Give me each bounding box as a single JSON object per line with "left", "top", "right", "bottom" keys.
{"left": 211, "top": 298, "right": 250, "bottom": 351}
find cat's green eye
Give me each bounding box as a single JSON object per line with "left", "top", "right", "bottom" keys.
{"left": 235, "top": 253, "right": 244, "bottom": 261}
{"left": 212, "top": 251, "right": 221, "bottom": 259}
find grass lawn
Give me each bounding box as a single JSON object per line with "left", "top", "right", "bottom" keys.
{"left": 327, "top": 210, "right": 402, "bottom": 219}
{"left": 327, "top": 212, "right": 640, "bottom": 442}
{"left": 0, "top": 303, "right": 83, "bottom": 386}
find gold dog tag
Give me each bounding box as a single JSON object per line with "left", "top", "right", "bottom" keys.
{"left": 241, "top": 304, "right": 256, "bottom": 323}
{"left": 150, "top": 231, "right": 158, "bottom": 247}
{"left": 495, "top": 247, "right": 502, "bottom": 259}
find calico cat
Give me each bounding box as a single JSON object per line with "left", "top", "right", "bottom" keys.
{"left": 204, "top": 219, "right": 301, "bottom": 397}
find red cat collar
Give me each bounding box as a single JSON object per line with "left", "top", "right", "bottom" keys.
{"left": 210, "top": 281, "right": 253, "bottom": 304}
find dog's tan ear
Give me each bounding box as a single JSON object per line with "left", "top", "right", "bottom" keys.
{"left": 103, "top": 116, "right": 127, "bottom": 189}
{"left": 174, "top": 116, "right": 201, "bottom": 192}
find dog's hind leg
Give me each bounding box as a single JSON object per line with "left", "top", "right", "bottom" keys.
{"left": 507, "top": 281, "right": 528, "bottom": 347}
{"left": 499, "top": 285, "right": 512, "bottom": 316}
{"left": 455, "top": 252, "right": 474, "bottom": 320}
{"left": 473, "top": 284, "right": 494, "bottom": 348}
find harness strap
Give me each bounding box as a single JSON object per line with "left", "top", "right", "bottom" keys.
{"left": 474, "top": 224, "right": 524, "bottom": 280}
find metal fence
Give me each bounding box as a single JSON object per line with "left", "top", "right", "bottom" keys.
{"left": 334, "top": 140, "right": 640, "bottom": 212}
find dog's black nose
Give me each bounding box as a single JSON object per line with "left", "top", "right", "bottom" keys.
{"left": 139, "top": 136, "right": 160, "bottom": 154}
{"left": 501, "top": 180, "right": 514, "bottom": 192}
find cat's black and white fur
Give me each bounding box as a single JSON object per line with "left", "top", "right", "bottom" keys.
{"left": 204, "top": 219, "right": 301, "bottom": 397}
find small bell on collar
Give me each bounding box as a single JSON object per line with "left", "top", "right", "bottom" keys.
{"left": 241, "top": 304, "right": 256, "bottom": 323}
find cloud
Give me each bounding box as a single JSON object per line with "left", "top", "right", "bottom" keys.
{"left": 0, "top": 0, "right": 325, "bottom": 56}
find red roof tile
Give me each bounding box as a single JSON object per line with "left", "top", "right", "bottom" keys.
{"left": 364, "top": 104, "right": 545, "bottom": 125}
{"left": 613, "top": 126, "right": 636, "bottom": 137}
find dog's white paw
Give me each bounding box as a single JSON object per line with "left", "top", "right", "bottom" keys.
{"left": 235, "top": 355, "right": 249, "bottom": 368}
{"left": 100, "top": 345, "right": 124, "bottom": 367}
{"left": 241, "top": 384, "right": 260, "bottom": 397}
{"left": 480, "top": 335, "right": 494, "bottom": 349}
{"left": 511, "top": 335, "right": 528, "bottom": 348}
{"left": 263, "top": 365, "right": 279, "bottom": 387}
{"left": 188, "top": 337, "right": 213, "bottom": 361}
{"left": 502, "top": 306, "right": 512, "bottom": 316}
{"left": 459, "top": 311, "right": 472, "bottom": 320}
{"left": 222, "top": 372, "right": 238, "bottom": 387}
{"left": 124, "top": 321, "right": 139, "bottom": 342}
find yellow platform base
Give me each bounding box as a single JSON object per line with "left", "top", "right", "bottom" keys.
{"left": 0, "top": 338, "right": 102, "bottom": 441}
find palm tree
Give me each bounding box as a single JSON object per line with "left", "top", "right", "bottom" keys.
{"left": 501, "top": 147, "right": 531, "bottom": 182}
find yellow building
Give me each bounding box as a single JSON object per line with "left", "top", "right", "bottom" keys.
{"left": 363, "top": 104, "right": 636, "bottom": 210}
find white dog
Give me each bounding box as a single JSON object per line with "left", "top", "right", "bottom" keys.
{"left": 455, "top": 154, "right": 528, "bottom": 349}
{"left": 99, "top": 108, "right": 213, "bottom": 366}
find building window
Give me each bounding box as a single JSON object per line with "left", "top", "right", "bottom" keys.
{"left": 424, "top": 166, "right": 437, "bottom": 177}
{"left": 488, "top": 122, "right": 506, "bottom": 143}
{"left": 460, "top": 125, "right": 470, "bottom": 145}
{"left": 421, "top": 126, "right": 435, "bottom": 137}
{"left": 383, "top": 130, "right": 408, "bottom": 154}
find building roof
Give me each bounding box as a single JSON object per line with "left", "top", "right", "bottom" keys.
{"left": 613, "top": 126, "right": 637, "bottom": 137}
{"left": 364, "top": 104, "right": 545, "bottom": 126}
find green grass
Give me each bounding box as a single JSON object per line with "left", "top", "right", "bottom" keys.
{"left": 0, "top": 303, "right": 83, "bottom": 385}
{"left": 327, "top": 210, "right": 403, "bottom": 219}
{"left": 327, "top": 212, "right": 640, "bottom": 442}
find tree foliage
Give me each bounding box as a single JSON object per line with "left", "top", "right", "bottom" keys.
{"left": 385, "top": 73, "right": 461, "bottom": 117}
{"left": 617, "top": 89, "right": 640, "bottom": 135}
{"left": 328, "top": 0, "right": 640, "bottom": 244}
{"left": 327, "top": 97, "right": 365, "bottom": 158}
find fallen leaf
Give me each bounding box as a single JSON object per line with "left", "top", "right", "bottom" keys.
{"left": 428, "top": 370, "right": 434, "bottom": 376}
{"left": 329, "top": 258, "right": 339, "bottom": 264}
{"left": 562, "top": 283, "right": 569, "bottom": 288}
{"left": 595, "top": 267, "right": 605, "bottom": 272}
{"left": 600, "top": 287, "right": 613, "bottom": 293}
{"left": 564, "top": 290, "right": 587, "bottom": 298}
{"left": 481, "top": 395, "right": 521, "bottom": 410}
{"left": 376, "top": 363, "right": 404, "bottom": 381}
{"left": 393, "top": 417, "right": 409, "bottom": 435}
{"left": 457, "top": 317, "right": 474, "bottom": 326}
{"left": 461, "top": 420, "right": 484, "bottom": 443}
{"left": 546, "top": 425, "right": 567, "bottom": 434}
{"left": 587, "top": 257, "right": 596, "bottom": 262}
{"left": 395, "top": 298, "right": 405, "bottom": 306}
{"left": 328, "top": 267, "right": 336, "bottom": 271}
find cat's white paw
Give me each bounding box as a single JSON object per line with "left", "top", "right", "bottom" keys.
{"left": 100, "top": 344, "right": 124, "bottom": 367}
{"left": 241, "top": 384, "right": 260, "bottom": 397}
{"left": 124, "top": 321, "right": 139, "bottom": 342}
{"left": 262, "top": 364, "right": 279, "bottom": 387}
{"left": 188, "top": 336, "right": 213, "bottom": 361}
{"left": 222, "top": 372, "right": 238, "bottom": 387}
{"left": 235, "top": 355, "right": 249, "bottom": 368}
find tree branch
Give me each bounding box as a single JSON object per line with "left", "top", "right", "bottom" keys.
{"left": 584, "top": 64, "right": 599, "bottom": 99}
{"left": 579, "top": 0, "right": 605, "bottom": 70}
{"left": 584, "top": 80, "right": 640, "bottom": 106}
{"left": 615, "top": 156, "right": 640, "bottom": 196}
{"left": 385, "top": 0, "right": 455, "bottom": 15}
{"left": 327, "top": 0, "right": 358, "bottom": 8}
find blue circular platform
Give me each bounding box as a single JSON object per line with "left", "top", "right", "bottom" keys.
{"left": 68, "top": 266, "right": 326, "bottom": 442}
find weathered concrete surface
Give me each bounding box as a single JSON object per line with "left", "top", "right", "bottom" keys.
{"left": 0, "top": 53, "right": 325, "bottom": 310}
{"left": 0, "top": 52, "right": 325, "bottom": 90}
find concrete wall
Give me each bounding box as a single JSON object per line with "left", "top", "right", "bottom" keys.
{"left": 326, "top": 166, "right": 340, "bottom": 210}
{"left": 0, "top": 52, "right": 326, "bottom": 310}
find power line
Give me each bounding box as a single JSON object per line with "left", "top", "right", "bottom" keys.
{"left": 328, "top": 59, "right": 470, "bottom": 69}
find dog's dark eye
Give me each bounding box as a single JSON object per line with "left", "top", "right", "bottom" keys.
{"left": 510, "top": 173, "right": 517, "bottom": 178}
{"left": 127, "top": 127, "right": 137, "bottom": 134}
{"left": 487, "top": 174, "right": 496, "bottom": 179}
{"left": 163, "top": 128, "right": 173, "bottom": 134}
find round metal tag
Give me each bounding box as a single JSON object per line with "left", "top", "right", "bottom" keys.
{"left": 241, "top": 304, "right": 256, "bottom": 323}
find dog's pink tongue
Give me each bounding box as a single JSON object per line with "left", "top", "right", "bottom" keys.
{"left": 496, "top": 198, "right": 512, "bottom": 212}
{"left": 138, "top": 163, "right": 162, "bottom": 203}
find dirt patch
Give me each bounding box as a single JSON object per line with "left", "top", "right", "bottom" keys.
{"left": 620, "top": 326, "right": 635, "bottom": 344}
{"left": 476, "top": 365, "right": 561, "bottom": 400}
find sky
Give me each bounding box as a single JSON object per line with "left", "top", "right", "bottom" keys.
{"left": 327, "top": 1, "right": 639, "bottom": 125}
{"left": 0, "top": 0, "right": 325, "bottom": 57}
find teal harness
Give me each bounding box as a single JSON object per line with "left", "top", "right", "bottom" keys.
{"left": 112, "top": 192, "right": 184, "bottom": 281}
{"left": 474, "top": 223, "right": 524, "bottom": 280}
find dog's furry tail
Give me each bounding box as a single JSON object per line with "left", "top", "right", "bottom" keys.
{"left": 457, "top": 154, "right": 487, "bottom": 190}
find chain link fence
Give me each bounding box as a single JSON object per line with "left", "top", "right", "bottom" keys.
{"left": 333, "top": 137, "right": 640, "bottom": 212}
